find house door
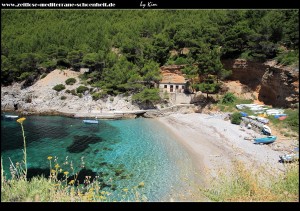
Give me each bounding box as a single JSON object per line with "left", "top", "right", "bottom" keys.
{"left": 170, "top": 85, "right": 173, "bottom": 92}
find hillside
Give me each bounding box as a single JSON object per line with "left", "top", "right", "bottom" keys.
{"left": 1, "top": 10, "right": 299, "bottom": 105}
{"left": 1, "top": 69, "right": 139, "bottom": 116}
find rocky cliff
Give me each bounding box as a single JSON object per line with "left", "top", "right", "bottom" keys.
{"left": 223, "top": 59, "right": 299, "bottom": 108}
{"left": 1, "top": 69, "right": 140, "bottom": 116}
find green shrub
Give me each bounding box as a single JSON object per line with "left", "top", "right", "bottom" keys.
{"left": 92, "top": 92, "right": 103, "bottom": 101}
{"left": 60, "top": 96, "right": 67, "bottom": 100}
{"left": 221, "top": 93, "right": 237, "bottom": 104}
{"left": 174, "top": 57, "right": 188, "bottom": 65}
{"left": 76, "top": 86, "right": 89, "bottom": 94}
{"left": 41, "top": 73, "right": 48, "bottom": 79}
{"left": 77, "top": 93, "right": 83, "bottom": 98}
{"left": 132, "top": 88, "right": 161, "bottom": 104}
{"left": 53, "top": 84, "right": 66, "bottom": 92}
{"left": 18, "top": 72, "right": 33, "bottom": 81}
{"left": 65, "top": 78, "right": 76, "bottom": 85}
{"left": 231, "top": 112, "right": 242, "bottom": 125}
{"left": 276, "top": 50, "right": 299, "bottom": 66}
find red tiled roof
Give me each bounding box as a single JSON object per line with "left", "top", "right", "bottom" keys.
{"left": 159, "top": 65, "right": 187, "bottom": 84}
{"left": 160, "top": 72, "right": 186, "bottom": 84}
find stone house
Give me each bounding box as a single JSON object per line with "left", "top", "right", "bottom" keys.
{"left": 158, "top": 65, "right": 188, "bottom": 93}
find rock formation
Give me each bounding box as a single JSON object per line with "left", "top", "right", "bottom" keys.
{"left": 223, "top": 59, "right": 299, "bottom": 108}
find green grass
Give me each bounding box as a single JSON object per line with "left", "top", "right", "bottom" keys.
{"left": 276, "top": 50, "right": 299, "bottom": 66}
{"left": 216, "top": 95, "right": 253, "bottom": 113}
{"left": 1, "top": 175, "right": 146, "bottom": 202}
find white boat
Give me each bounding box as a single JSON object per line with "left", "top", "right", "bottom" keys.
{"left": 4, "top": 115, "right": 19, "bottom": 119}
{"left": 262, "top": 125, "right": 272, "bottom": 135}
{"left": 266, "top": 109, "right": 284, "bottom": 115}
{"left": 83, "top": 120, "right": 99, "bottom": 124}
{"left": 236, "top": 104, "right": 244, "bottom": 110}
{"left": 256, "top": 117, "right": 269, "bottom": 124}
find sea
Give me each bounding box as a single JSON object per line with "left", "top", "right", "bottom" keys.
{"left": 1, "top": 114, "right": 198, "bottom": 201}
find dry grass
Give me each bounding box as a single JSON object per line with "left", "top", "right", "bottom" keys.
{"left": 200, "top": 161, "right": 299, "bottom": 202}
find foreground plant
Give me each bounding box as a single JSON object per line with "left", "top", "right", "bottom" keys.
{"left": 16, "top": 117, "right": 27, "bottom": 179}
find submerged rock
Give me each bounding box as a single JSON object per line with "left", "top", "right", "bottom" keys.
{"left": 67, "top": 135, "right": 103, "bottom": 153}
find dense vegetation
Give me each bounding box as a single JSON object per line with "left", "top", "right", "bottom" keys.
{"left": 1, "top": 10, "right": 299, "bottom": 101}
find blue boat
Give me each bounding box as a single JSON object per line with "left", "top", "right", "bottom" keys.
{"left": 83, "top": 120, "right": 99, "bottom": 124}
{"left": 274, "top": 114, "right": 287, "bottom": 119}
{"left": 254, "top": 135, "right": 277, "bottom": 144}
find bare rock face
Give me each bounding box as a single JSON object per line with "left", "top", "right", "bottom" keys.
{"left": 223, "top": 59, "right": 266, "bottom": 90}
{"left": 222, "top": 59, "right": 299, "bottom": 108}
{"left": 259, "top": 66, "right": 298, "bottom": 107}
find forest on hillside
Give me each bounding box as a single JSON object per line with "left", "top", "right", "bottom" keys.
{"left": 1, "top": 10, "right": 299, "bottom": 100}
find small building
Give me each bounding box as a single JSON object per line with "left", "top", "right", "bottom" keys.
{"left": 159, "top": 71, "right": 187, "bottom": 93}
{"left": 80, "top": 68, "right": 90, "bottom": 74}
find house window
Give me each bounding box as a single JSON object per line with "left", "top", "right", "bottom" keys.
{"left": 182, "top": 85, "right": 185, "bottom": 90}
{"left": 170, "top": 85, "right": 173, "bottom": 92}
{"left": 176, "top": 85, "right": 179, "bottom": 89}
{"left": 164, "top": 85, "right": 167, "bottom": 88}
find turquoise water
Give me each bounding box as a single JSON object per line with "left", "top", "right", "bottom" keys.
{"left": 1, "top": 115, "right": 197, "bottom": 201}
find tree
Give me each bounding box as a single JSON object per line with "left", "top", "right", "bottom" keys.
{"left": 132, "top": 88, "right": 161, "bottom": 105}
{"left": 198, "top": 82, "right": 219, "bottom": 98}
{"left": 140, "top": 61, "right": 161, "bottom": 87}
{"left": 67, "top": 50, "right": 83, "bottom": 70}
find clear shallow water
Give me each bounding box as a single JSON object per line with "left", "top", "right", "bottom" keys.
{"left": 1, "top": 115, "right": 197, "bottom": 201}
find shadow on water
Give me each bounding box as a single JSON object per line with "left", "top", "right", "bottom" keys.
{"left": 67, "top": 135, "right": 104, "bottom": 153}
{"left": 26, "top": 167, "right": 115, "bottom": 190}
{"left": 27, "top": 167, "right": 96, "bottom": 183}
{"left": 1, "top": 121, "right": 69, "bottom": 151}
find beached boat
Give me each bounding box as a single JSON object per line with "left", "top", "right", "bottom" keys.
{"left": 4, "top": 115, "right": 19, "bottom": 119}
{"left": 278, "top": 116, "right": 287, "bottom": 121}
{"left": 236, "top": 104, "right": 244, "bottom": 110}
{"left": 254, "top": 135, "right": 277, "bottom": 144}
{"left": 83, "top": 120, "right": 99, "bottom": 124}
{"left": 262, "top": 125, "right": 272, "bottom": 135}
{"left": 279, "top": 153, "right": 299, "bottom": 163}
{"left": 256, "top": 117, "right": 269, "bottom": 124}
{"left": 274, "top": 114, "right": 287, "bottom": 119}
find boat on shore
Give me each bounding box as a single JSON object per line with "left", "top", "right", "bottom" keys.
{"left": 279, "top": 153, "right": 299, "bottom": 163}
{"left": 254, "top": 135, "right": 277, "bottom": 144}
{"left": 83, "top": 119, "right": 99, "bottom": 124}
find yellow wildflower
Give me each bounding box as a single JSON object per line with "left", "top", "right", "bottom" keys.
{"left": 51, "top": 169, "right": 56, "bottom": 174}
{"left": 59, "top": 168, "right": 63, "bottom": 173}
{"left": 64, "top": 171, "right": 69, "bottom": 175}
{"left": 101, "top": 191, "right": 105, "bottom": 195}
{"left": 99, "top": 195, "right": 106, "bottom": 200}
{"left": 55, "top": 164, "right": 60, "bottom": 169}
{"left": 68, "top": 180, "right": 75, "bottom": 185}
{"left": 17, "top": 117, "right": 26, "bottom": 124}
{"left": 138, "top": 182, "right": 145, "bottom": 187}
{"left": 47, "top": 156, "right": 53, "bottom": 160}
{"left": 123, "top": 188, "right": 128, "bottom": 192}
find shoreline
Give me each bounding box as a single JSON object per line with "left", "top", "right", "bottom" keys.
{"left": 1, "top": 109, "right": 146, "bottom": 120}
{"left": 156, "top": 113, "right": 287, "bottom": 188}
{"left": 2, "top": 109, "right": 296, "bottom": 201}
